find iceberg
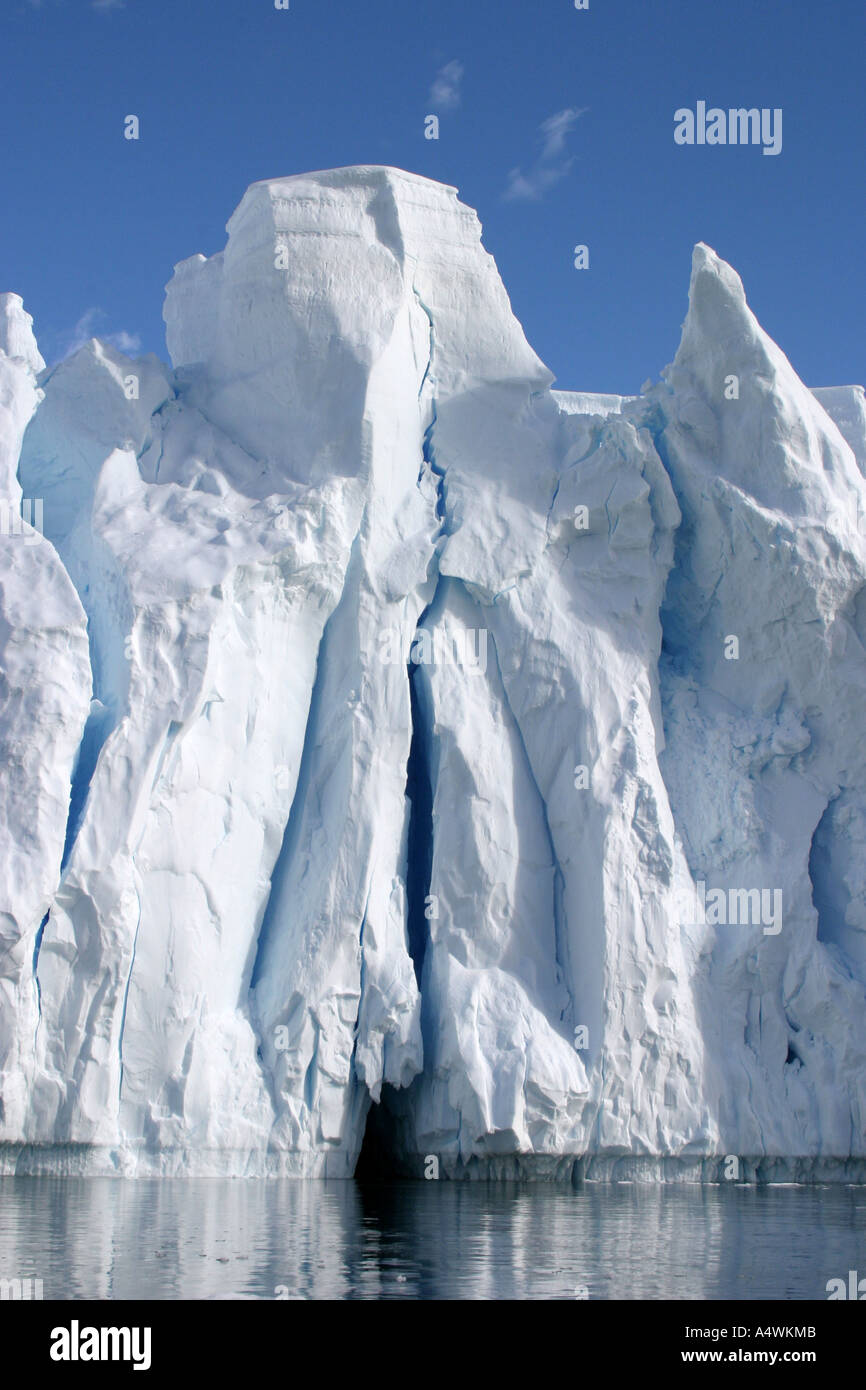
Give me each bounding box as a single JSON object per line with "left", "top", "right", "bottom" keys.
{"left": 0, "top": 168, "right": 863, "bottom": 1179}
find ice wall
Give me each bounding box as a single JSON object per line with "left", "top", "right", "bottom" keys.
{"left": 0, "top": 170, "right": 863, "bottom": 1179}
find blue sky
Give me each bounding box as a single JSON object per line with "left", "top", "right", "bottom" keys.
{"left": 2, "top": 0, "right": 863, "bottom": 391}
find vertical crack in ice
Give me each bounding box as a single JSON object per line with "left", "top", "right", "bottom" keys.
{"left": 356, "top": 276, "right": 446, "bottom": 1161}
{"left": 61, "top": 703, "right": 114, "bottom": 871}
{"left": 32, "top": 911, "right": 48, "bottom": 1047}
{"left": 117, "top": 882, "right": 143, "bottom": 1105}
{"left": 603, "top": 481, "right": 618, "bottom": 538}
{"left": 808, "top": 797, "right": 836, "bottom": 949}
{"left": 350, "top": 884, "right": 373, "bottom": 1071}
{"left": 249, "top": 264, "right": 445, "bottom": 1121}
{"left": 644, "top": 401, "right": 690, "bottom": 667}
{"left": 411, "top": 278, "right": 448, "bottom": 531}
{"left": 405, "top": 657, "right": 435, "bottom": 987}
{"left": 544, "top": 476, "right": 561, "bottom": 545}
{"left": 303, "top": 1022, "right": 319, "bottom": 1112}
{"left": 404, "top": 277, "right": 447, "bottom": 992}
{"left": 542, "top": 424, "right": 606, "bottom": 557}
{"left": 26, "top": 533, "right": 133, "bottom": 879}
{"left": 486, "top": 623, "right": 576, "bottom": 1032}
{"left": 248, "top": 542, "right": 361, "bottom": 994}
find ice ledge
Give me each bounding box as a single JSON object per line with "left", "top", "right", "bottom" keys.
{"left": 0, "top": 1144, "right": 358, "bottom": 1179}
{"left": 244, "top": 163, "right": 460, "bottom": 199}
{"left": 4, "top": 1145, "right": 866, "bottom": 1183}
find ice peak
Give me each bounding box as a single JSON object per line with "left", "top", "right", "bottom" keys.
{"left": 687, "top": 241, "right": 749, "bottom": 323}
{"left": 0, "top": 293, "right": 45, "bottom": 375}
{"left": 163, "top": 167, "right": 549, "bottom": 485}
{"left": 671, "top": 240, "right": 782, "bottom": 397}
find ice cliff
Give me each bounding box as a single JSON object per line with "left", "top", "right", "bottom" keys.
{"left": 0, "top": 167, "right": 864, "bottom": 1179}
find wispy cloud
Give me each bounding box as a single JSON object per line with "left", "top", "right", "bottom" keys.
{"left": 503, "top": 165, "right": 570, "bottom": 202}
{"left": 539, "top": 108, "right": 585, "bottom": 160}
{"left": 503, "top": 106, "right": 588, "bottom": 201}
{"left": 429, "top": 60, "right": 464, "bottom": 112}
{"left": 63, "top": 308, "right": 141, "bottom": 360}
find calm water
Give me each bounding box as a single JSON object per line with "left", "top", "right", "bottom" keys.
{"left": 0, "top": 1177, "right": 863, "bottom": 1300}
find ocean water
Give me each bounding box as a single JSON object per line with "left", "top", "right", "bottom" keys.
{"left": 0, "top": 1177, "right": 862, "bottom": 1301}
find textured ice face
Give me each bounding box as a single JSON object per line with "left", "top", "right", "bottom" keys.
{"left": 811, "top": 385, "right": 866, "bottom": 478}
{"left": 0, "top": 300, "right": 91, "bottom": 1141}
{"left": 0, "top": 170, "right": 864, "bottom": 1178}
{"left": 163, "top": 166, "right": 548, "bottom": 493}
{"left": 0, "top": 294, "right": 44, "bottom": 376}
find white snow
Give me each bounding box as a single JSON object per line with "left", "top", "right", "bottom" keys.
{"left": 811, "top": 385, "right": 866, "bottom": 477}
{"left": 0, "top": 172, "right": 864, "bottom": 1179}
{"left": 551, "top": 390, "right": 630, "bottom": 417}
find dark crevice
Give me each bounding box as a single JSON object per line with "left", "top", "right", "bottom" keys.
{"left": 362, "top": 601, "right": 441, "bottom": 1173}
{"left": 412, "top": 282, "right": 447, "bottom": 529}
{"left": 357, "top": 286, "right": 445, "bottom": 1179}
{"left": 807, "top": 793, "right": 865, "bottom": 982}
{"left": 61, "top": 702, "right": 115, "bottom": 871}
{"left": 808, "top": 797, "right": 840, "bottom": 950}
{"left": 642, "top": 400, "right": 695, "bottom": 678}
{"left": 405, "top": 283, "right": 444, "bottom": 991}
{"left": 32, "top": 910, "right": 48, "bottom": 1045}
{"left": 355, "top": 1081, "right": 417, "bottom": 1182}
{"left": 405, "top": 661, "right": 434, "bottom": 986}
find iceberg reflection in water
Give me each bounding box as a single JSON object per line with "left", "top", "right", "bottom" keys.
{"left": 0, "top": 1177, "right": 861, "bottom": 1301}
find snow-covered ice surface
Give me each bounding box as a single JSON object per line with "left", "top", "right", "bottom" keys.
{"left": 0, "top": 168, "right": 864, "bottom": 1179}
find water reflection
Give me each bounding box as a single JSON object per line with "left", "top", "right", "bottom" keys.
{"left": 0, "top": 1177, "right": 861, "bottom": 1300}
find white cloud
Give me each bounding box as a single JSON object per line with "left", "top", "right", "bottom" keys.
{"left": 105, "top": 328, "right": 141, "bottom": 353}
{"left": 429, "top": 60, "right": 464, "bottom": 112}
{"left": 63, "top": 308, "right": 141, "bottom": 360}
{"left": 539, "top": 107, "right": 586, "bottom": 159}
{"left": 503, "top": 164, "right": 569, "bottom": 202}
{"left": 503, "top": 106, "right": 588, "bottom": 201}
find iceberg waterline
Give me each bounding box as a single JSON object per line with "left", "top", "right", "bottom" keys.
{"left": 0, "top": 166, "right": 864, "bottom": 1179}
